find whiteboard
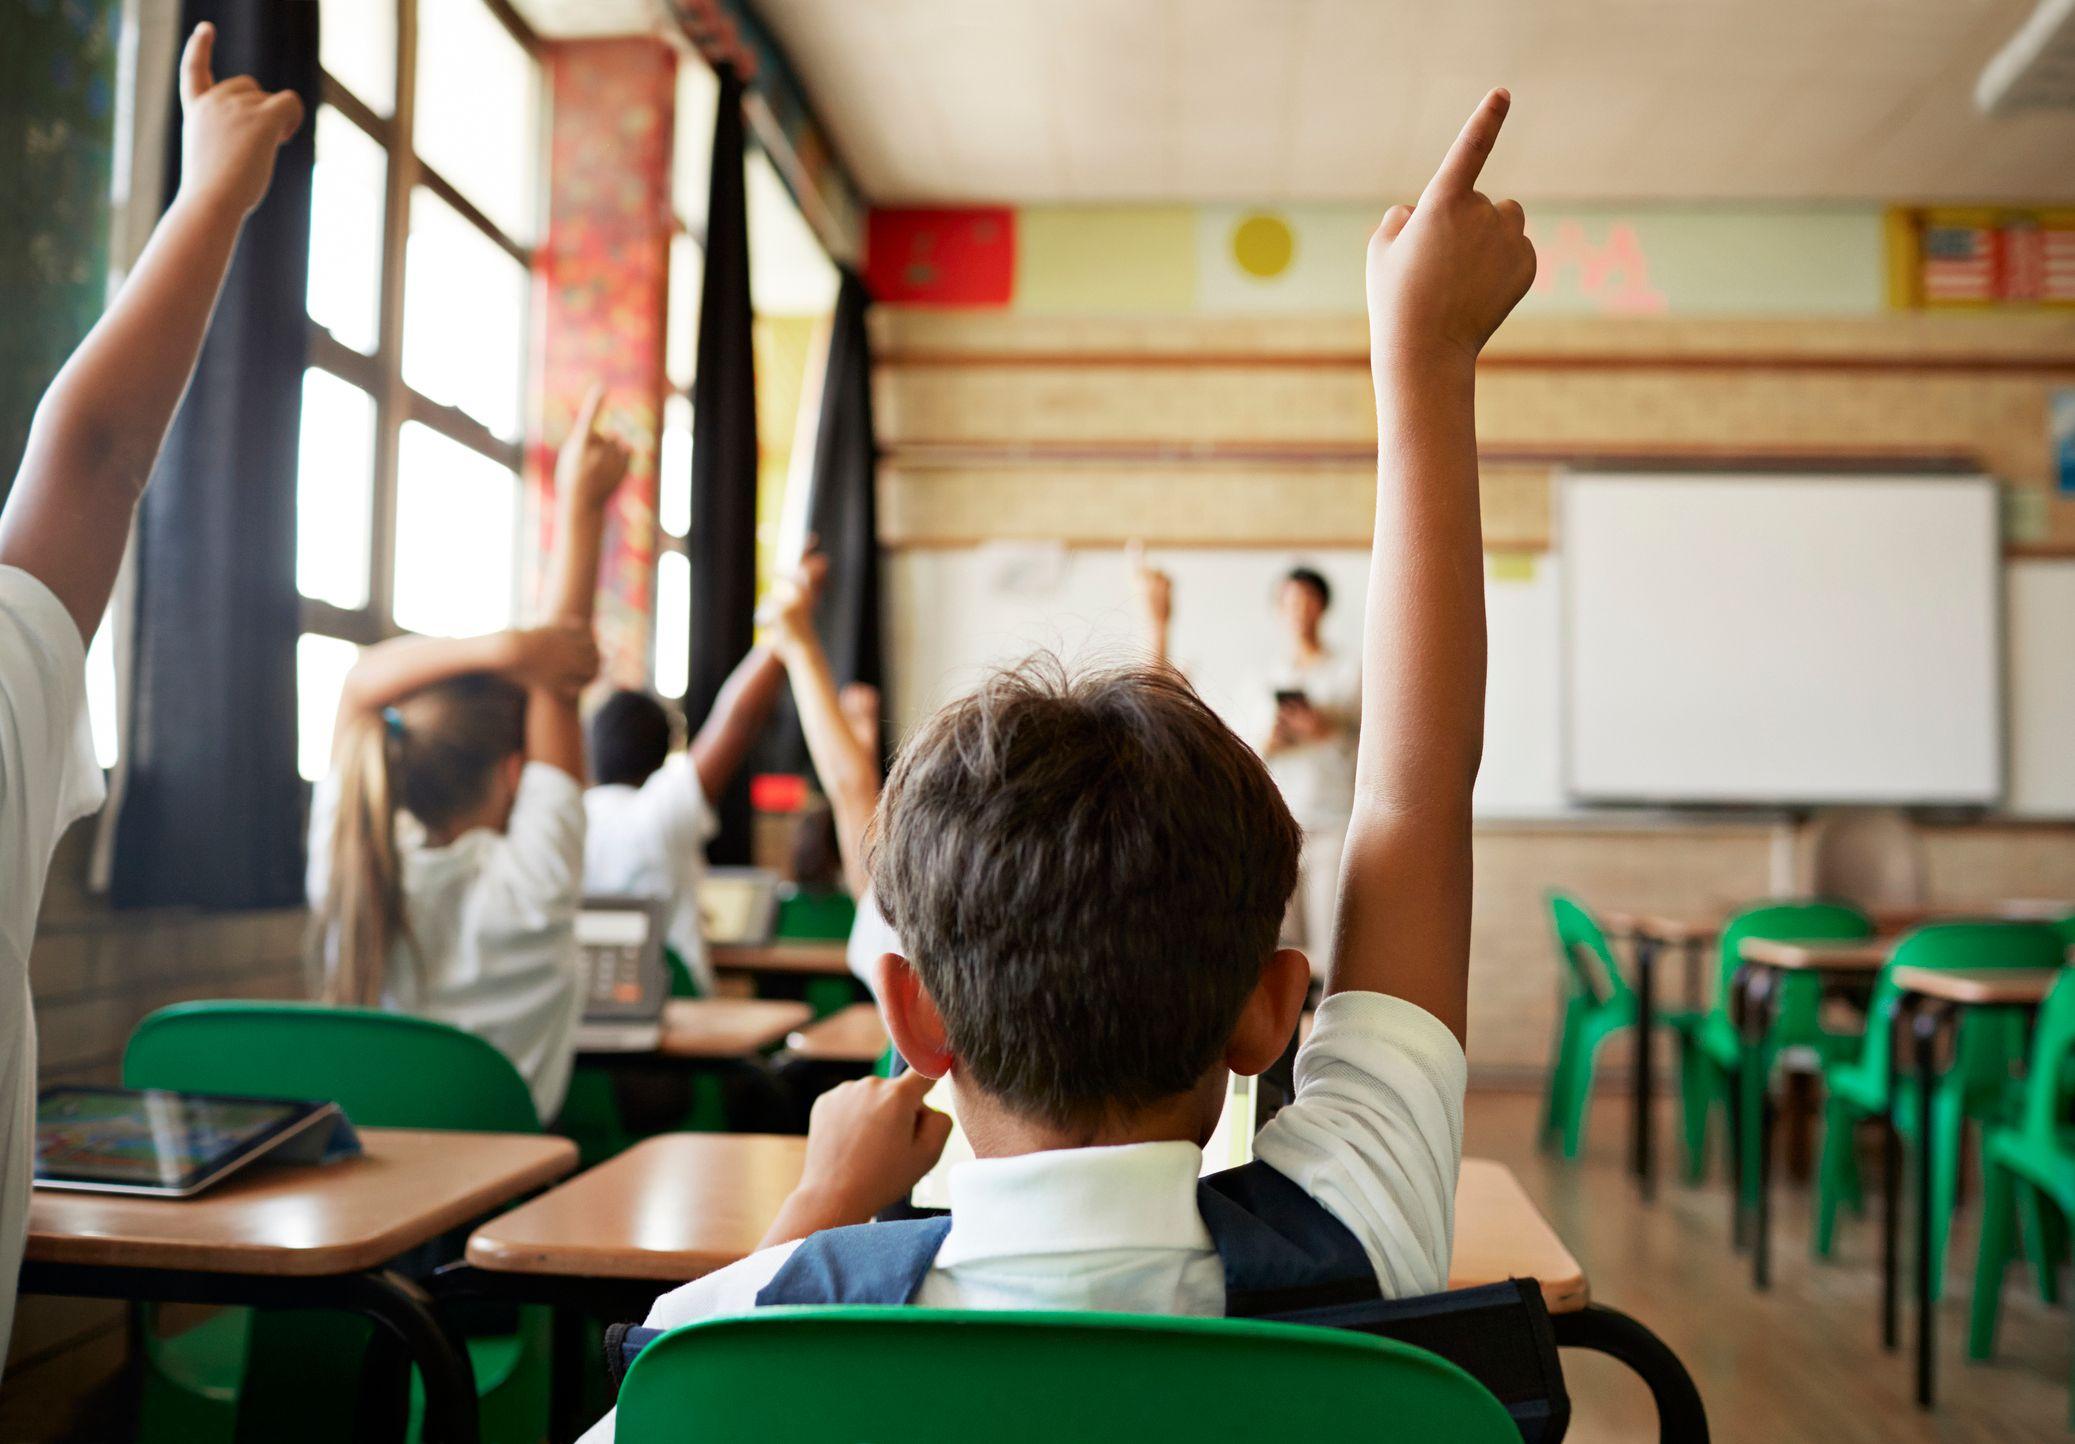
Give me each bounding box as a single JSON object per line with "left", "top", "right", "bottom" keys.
{"left": 2008, "top": 559, "right": 2075, "bottom": 817}
{"left": 1560, "top": 472, "right": 2002, "bottom": 806}
{"left": 883, "top": 546, "right": 1567, "bottom": 819}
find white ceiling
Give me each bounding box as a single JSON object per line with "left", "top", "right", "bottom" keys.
{"left": 741, "top": 0, "right": 2075, "bottom": 204}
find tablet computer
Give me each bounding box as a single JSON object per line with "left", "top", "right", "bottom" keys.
{"left": 910, "top": 1070, "right": 1258, "bottom": 1210}
{"left": 34, "top": 1086, "right": 342, "bottom": 1198}
{"left": 698, "top": 867, "right": 781, "bottom": 946}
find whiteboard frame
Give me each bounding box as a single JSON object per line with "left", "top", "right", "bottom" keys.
{"left": 1555, "top": 467, "right": 2006, "bottom": 811}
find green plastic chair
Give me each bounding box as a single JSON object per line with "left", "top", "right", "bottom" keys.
{"left": 1540, "top": 892, "right": 1639, "bottom": 1158}
{"left": 1812, "top": 922, "right": 2065, "bottom": 1299}
{"left": 615, "top": 1308, "right": 1519, "bottom": 1442}
{"left": 1971, "top": 967, "right": 2075, "bottom": 1426}
{"left": 123, "top": 1002, "right": 548, "bottom": 1444}
{"left": 1678, "top": 901, "right": 1874, "bottom": 1198}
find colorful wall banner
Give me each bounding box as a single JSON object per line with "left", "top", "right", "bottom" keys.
{"left": 865, "top": 208, "right": 1016, "bottom": 306}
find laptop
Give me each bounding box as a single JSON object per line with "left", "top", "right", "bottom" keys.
{"left": 697, "top": 866, "right": 781, "bottom": 946}
{"left": 910, "top": 1070, "right": 1259, "bottom": 1210}
{"left": 572, "top": 896, "right": 670, "bottom": 1053}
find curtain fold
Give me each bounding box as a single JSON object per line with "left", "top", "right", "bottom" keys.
{"left": 108, "top": 0, "right": 316, "bottom": 909}
{"left": 685, "top": 67, "right": 759, "bottom": 864}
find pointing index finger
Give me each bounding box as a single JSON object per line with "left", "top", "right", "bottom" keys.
{"left": 569, "top": 383, "right": 607, "bottom": 442}
{"left": 1420, "top": 88, "right": 1510, "bottom": 207}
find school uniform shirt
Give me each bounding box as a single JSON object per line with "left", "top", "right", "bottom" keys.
{"left": 0, "top": 569, "right": 106, "bottom": 1362}
{"left": 575, "top": 988, "right": 1465, "bottom": 1444}
{"left": 1261, "top": 647, "right": 1361, "bottom": 831}
{"left": 581, "top": 755, "right": 720, "bottom": 995}
{"left": 306, "top": 761, "right": 587, "bottom": 1122}
{"left": 843, "top": 887, "right": 902, "bottom": 994}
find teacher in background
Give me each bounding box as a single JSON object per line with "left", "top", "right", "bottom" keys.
{"left": 1131, "top": 551, "right": 1358, "bottom": 973}
{"left": 1260, "top": 566, "right": 1360, "bottom": 970}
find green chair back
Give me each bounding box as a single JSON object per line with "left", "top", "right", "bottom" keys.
{"left": 1712, "top": 900, "right": 1874, "bottom": 1040}
{"left": 776, "top": 889, "right": 858, "bottom": 941}
{"left": 1850, "top": 922, "right": 2068, "bottom": 1093}
{"left": 1547, "top": 891, "right": 1631, "bottom": 1010}
{"left": 2020, "top": 969, "right": 2075, "bottom": 1142}
{"left": 124, "top": 1001, "right": 540, "bottom": 1132}
{"left": 616, "top": 1308, "right": 1518, "bottom": 1443}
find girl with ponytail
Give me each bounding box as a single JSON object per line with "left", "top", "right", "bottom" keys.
{"left": 307, "top": 386, "right": 629, "bottom": 1121}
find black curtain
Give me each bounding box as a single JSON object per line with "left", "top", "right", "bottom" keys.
{"left": 686, "top": 68, "right": 759, "bottom": 865}
{"left": 109, "top": 0, "right": 315, "bottom": 909}
{"left": 761, "top": 268, "right": 883, "bottom": 778}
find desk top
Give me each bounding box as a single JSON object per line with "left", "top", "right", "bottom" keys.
{"left": 28, "top": 1128, "right": 575, "bottom": 1278}
{"left": 1737, "top": 936, "right": 1893, "bottom": 971}
{"left": 659, "top": 999, "right": 813, "bottom": 1059}
{"left": 711, "top": 941, "right": 852, "bottom": 977}
{"left": 1607, "top": 900, "right": 2069, "bottom": 948}
{"left": 466, "top": 1136, "right": 1588, "bottom": 1312}
{"left": 1601, "top": 910, "right": 1721, "bottom": 944}
{"left": 1890, "top": 966, "right": 2059, "bottom": 1007}
{"left": 786, "top": 1003, "right": 888, "bottom": 1064}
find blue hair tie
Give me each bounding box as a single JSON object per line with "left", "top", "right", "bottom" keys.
{"left": 381, "top": 706, "right": 406, "bottom": 739}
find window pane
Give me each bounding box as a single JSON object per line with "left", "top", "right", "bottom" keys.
{"left": 747, "top": 150, "right": 838, "bottom": 316}
{"left": 297, "top": 369, "right": 377, "bottom": 609}
{"left": 658, "top": 393, "right": 691, "bottom": 538}
{"left": 402, "top": 188, "right": 528, "bottom": 440}
{"left": 320, "top": 0, "right": 396, "bottom": 115}
{"left": 673, "top": 57, "right": 717, "bottom": 231}
{"left": 666, "top": 231, "right": 703, "bottom": 390}
{"left": 86, "top": 622, "right": 116, "bottom": 770}
{"left": 654, "top": 550, "right": 689, "bottom": 698}
{"left": 307, "top": 107, "right": 387, "bottom": 353}
{"left": 298, "top": 633, "right": 362, "bottom": 782}
{"left": 392, "top": 423, "right": 517, "bottom": 637}
{"left": 414, "top": 0, "right": 537, "bottom": 241}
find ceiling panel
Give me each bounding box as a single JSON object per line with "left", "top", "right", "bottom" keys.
{"left": 751, "top": 0, "right": 2075, "bottom": 203}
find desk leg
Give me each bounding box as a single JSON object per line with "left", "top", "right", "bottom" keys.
{"left": 1633, "top": 935, "right": 1659, "bottom": 1200}
{"left": 1881, "top": 998, "right": 1904, "bottom": 1352}
{"left": 1551, "top": 1303, "right": 1711, "bottom": 1444}
{"left": 1911, "top": 1002, "right": 1946, "bottom": 1410}
{"left": 343, "top": 1270, "right": 482, "bottom": 1444}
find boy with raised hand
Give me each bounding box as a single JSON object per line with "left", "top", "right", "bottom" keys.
{"left": 0, "top": 25, "right": 302, "bottom": 1356}
{"left": 578, "top": 90, "right": 1532, "bottom": 1442}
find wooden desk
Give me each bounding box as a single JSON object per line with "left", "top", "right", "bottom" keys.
{"left": 1600, "top": 910, "right": 1721, "bottom": 946}
{"left": 1737, "top": 936, "right": 1894, "bottom": 972}
{"left": 1889, "top": 965, "right": 2059, "bottom": 1007}
{"left": 786, "top": 1003, "right": 888, "bottom": 1065}
{"left": 1599, "top": 909, "right": 1720, "bottom": 1202}
{"left": 658, "top": 999, "right": 812, "bottom": 1060}
{"left": 711, "top": 941, "right": 851, "bottom": 979}
{"left": 25, "top": 1128, "right": 575, "bottom": 1444}
{"left": 467, "top": 1138, "right": 1586, "bottom": 1312}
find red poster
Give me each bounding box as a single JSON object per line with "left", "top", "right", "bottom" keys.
{"left": 865, "top": 208, "right": 1016, "bottom": 306}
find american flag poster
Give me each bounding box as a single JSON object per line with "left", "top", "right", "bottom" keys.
{"left": 1915, "top": 211, "right": 2075, "bottom": 306}
{"left": 1922, "top": 222, "right": 1998, "bottom": 303}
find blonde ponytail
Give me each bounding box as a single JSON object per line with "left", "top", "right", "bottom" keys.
{"left": 315, "top": 712, "right": 406, "bottom": 1006}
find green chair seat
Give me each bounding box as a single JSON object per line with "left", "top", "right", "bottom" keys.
{"left": 124, "top": 1001, "right": 550, "bottom": 1444}
{"left": 617, "top": 1308, "right": 1518, "bottom": 1443}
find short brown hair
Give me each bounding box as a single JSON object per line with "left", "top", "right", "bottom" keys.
{"left": 871, "top": 656, "right": 1301, "bottom": 1129}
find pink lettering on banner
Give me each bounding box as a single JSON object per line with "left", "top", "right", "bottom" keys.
{"left": 1528, "top": 220, "right": 1668, "bottom": 314}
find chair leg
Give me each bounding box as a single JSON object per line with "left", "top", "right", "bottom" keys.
{"left": 2018, "top": 1179, "right": 2063, "bottom": 1306}
{"left": 1969, "top": 1160, "right": 2018, "bottom": 1361}
{"left": 1928, "top": 1084, "right": 1968, "bottom": 1304}
{"left": 1812, "top": 1098, "right": 1854, "bottom": 1260}
{"left": 1558, "top": 1030, "right": 1597, "bottom": 1160}
{"left": 1541, "top": 1011, "right": 1578, "bottom": 1152}
{"left": 1675, "top": 1043, "right": 1714, "bottom": 1184}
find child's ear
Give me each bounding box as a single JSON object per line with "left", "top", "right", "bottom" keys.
{"left": 878, "top": 954, "right": 953, "bottom": 1079}
{"left": 1226, "top": 948, "right": 1311, "bottom": 1076}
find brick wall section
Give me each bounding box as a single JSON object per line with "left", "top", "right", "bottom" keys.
{"left": 2, "top": 816, "right": 310, "bottom": 1437}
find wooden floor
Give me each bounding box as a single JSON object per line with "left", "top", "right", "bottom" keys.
{"left": 1465, "top": 1090, "right": 2070, "bottom": 1442}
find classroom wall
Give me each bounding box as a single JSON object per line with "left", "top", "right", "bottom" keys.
{"left": 1, "top": 821, "right": 308, "bottom": 1436}
{"left": 868, "top": 280, "right": 2075, "bottom": 1079}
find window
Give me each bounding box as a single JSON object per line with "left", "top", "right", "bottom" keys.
{"left": 296, "top": 0, "right": 541, "bottom": 779}
{"left": 652, "top": 55, "right": 716, "bottom": 699}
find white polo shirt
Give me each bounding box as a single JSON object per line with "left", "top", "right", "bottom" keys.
{"left": 576, "top": 989, "right": 1466, "bottom": 1443}
{"left": 1263, "top": 647, "right": 1361, "bottom": 831}
{"left": 581, "top": 755, "right": 719, "bottom": 995}
{"left": 0, "top": 568, "right": 106, "bottom": 1362}
{"left": 307, "top": 760, "right": 587, "bottom": 1122}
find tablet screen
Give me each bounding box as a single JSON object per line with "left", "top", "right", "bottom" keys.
{"left": 910, "top": 1071, "right": 1257, "bottom": 1210}
{"left": 35, "top": 1087, "right": 322, "bottom": 1194}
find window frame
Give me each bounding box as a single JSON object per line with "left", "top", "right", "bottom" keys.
{"left": 300, "top": 0, "right": 544, "bottom": 660}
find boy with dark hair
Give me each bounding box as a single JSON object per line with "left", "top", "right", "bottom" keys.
{"left": 581, "top": 644, "right": 788, "bottom": 994}
{"left": 578, "top": 89, "right": 1533, "bottom": 1441}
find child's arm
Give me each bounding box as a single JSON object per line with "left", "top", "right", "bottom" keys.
{"left": 0, "top": 24, "right": 302, "bottom": 638}
{"left": 529, "top": 386, "right": 629, "bottom": 780}
{"left": 1328, "top": 91, "right": 1534, "bottom": 1045}
{"left": 1127, "top": 541, "right": 1172, "bottom": 667}
{"left": 762, "top": 556, "right": 880, "bottom": 896}
{"left": 332, "top": 626, "right": 596, "bottom": 759}
{"left": 687, "top": 646, "right": 786, "bottom": 807}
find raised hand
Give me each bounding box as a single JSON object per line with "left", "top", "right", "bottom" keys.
{"left": 1364, "top": 89, "right": 1535, "bottom": 380}
{"left": 1127, "top": 540, "right": 1172, "bottom": 630}
{"left": 759, "top": 550, "right": 830, "bottom": 650}
{"left": 176, "top": 23, "right": 304, "bottom": 218}
{"left": 555, "top": 384, "right": 633, "bottom": 513}
{"left": 505, "top": 621, "right": 600, "bottom": 699}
